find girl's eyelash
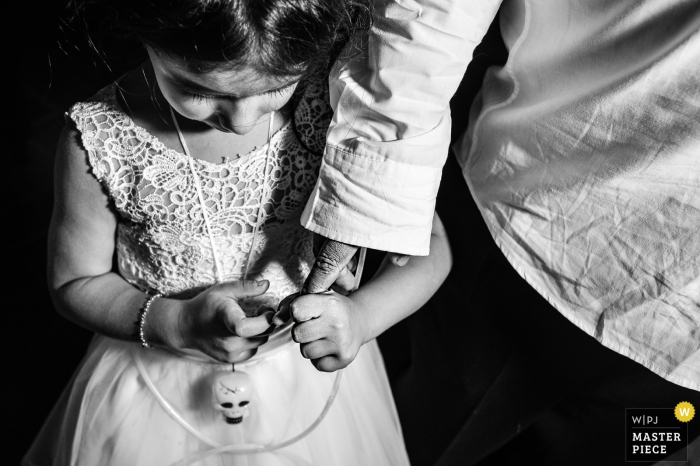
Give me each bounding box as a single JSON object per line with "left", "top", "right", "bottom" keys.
{"left": 264, "top": 86, "right": 292, "bottom": 97}
{"left": 188, "top": 92, "right": 213, "bottom": 104}
{"left": 186, "top": 84, "right": 292, "bottom": 103}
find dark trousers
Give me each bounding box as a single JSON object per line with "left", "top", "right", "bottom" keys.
{"left": 380, "top": 154, "right": 700, "bottom": 466}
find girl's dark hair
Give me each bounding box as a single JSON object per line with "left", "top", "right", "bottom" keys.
{"left": 66, "top": 0, "right": 371, "bottom": 79}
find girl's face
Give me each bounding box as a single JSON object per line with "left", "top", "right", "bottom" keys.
{"left": 147, "top": 46, "right": 299, "bottom": 135}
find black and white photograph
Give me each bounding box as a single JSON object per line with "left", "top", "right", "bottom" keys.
{"left": 8, "top": 1, "right": 700, "bottom": 465}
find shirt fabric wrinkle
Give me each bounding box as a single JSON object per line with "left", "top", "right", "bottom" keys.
{"left": 303, "top": 0, "right": 700, "bottom": 391}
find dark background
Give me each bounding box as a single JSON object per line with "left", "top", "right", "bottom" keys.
{"left": 9, "top": 2, "right": 104, "bottom": 463}
{"left": 6, "top": 2, "right": 505, "bottom": 463}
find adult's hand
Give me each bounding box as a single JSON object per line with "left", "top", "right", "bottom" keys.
{"left": 303, "top": 238, "right": 360, "bottom": 294}
{"left": 304, "top": 236, "right": 412, "bottom": 294}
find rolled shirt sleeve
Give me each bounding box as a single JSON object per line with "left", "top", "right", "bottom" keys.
{"left": 301, "top": 0, "right": 502, "bottom": 255}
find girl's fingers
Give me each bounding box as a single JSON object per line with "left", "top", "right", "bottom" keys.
{"left": 299, "top": 339, "right": 336, "bottom": 360}
{"left": 236, "top": 313, "right": 274, "bottom": 337}
{"left": 215, "top": 280, "right": 270, "bottom": 299}
{"left": 272, "top": 292, "right": 300, "bottom": 326}
{"left": 289, "top": 292, "right": 335, "bottom": 322}
{"left": 311, "top": 356, "right": 344, "bottom": 373}
{"left": 389, "top": 253, "right": 410, "bottom": 267}
{"left": 221, "top": 335, "right": 269, "bottom": 353}
{"left": 222, "top": 302, "right": 273, "bottom": 337}
{"left": 346, "top": 257, "right": 357, "bottom": 273}
{"left": 212, "top": 348, "right": 259, "bottom": 364}
{"left": 389, "top": 252, "right": 411, "bottom": 267}
{"left": 331, "top": 266, "right": 356, "bottom": 295}
{"left": 292, "top": 319, "right": 329, "bottom": 344}
{"left": 207, "top": 331, "right": 270, "bottom": 363}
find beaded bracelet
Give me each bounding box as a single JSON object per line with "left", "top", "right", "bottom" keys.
{"left": 137, "top": 293, "right": 162, "bottom": 349}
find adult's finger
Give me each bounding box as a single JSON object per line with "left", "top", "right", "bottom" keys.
{"left": 215, "top": 280, "right": 270, "bottom": 299}
{"left": 303, "top": 239, "right": 358, "bottom": 294}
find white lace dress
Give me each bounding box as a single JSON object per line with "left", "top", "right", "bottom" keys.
{"left": 24, "top": 81, "right": 410, "bottom": 466}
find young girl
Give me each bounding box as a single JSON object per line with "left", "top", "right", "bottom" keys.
{"left": 24, "top": 1, "right": 452, "bottom": 465}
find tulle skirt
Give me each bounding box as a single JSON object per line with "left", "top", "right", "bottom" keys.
{"left": 23, "top": 329, "right": 410, "bottom": 466}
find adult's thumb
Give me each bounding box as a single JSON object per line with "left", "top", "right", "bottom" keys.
{"left": 303, "top": 239, "right": 358, "bottom": 294}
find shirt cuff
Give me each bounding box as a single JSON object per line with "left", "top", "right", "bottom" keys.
{"left": 301, "top": 143, "right": 443, "bottom": 256}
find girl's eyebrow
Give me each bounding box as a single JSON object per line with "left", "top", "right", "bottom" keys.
{"left": 173, "top": 76, "right": 298, "bottom": 98}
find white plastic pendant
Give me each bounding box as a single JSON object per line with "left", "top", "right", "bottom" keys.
{"left": 211, "top": 371, "right": 254, "bottom": 425}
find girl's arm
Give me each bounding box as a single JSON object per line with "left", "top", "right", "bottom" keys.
{"left": 287, "top": 213, "right": 452, "bottom": 372}
{"left": 49, "top": 123, "right": 272, "bottom": 362}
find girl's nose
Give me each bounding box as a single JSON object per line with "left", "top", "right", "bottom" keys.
{"left": 217, "top": 100, "right": 267, "bottom": 135}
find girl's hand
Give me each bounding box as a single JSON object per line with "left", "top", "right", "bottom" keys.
{"left": 174, "top": 280, "right": 274, "bottom": 363}
{"left": 288, "top": 291, "right": 368, "bottom": 372}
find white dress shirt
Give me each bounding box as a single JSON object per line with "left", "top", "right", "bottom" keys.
{"left": 303, "top": 0, "right": 700, "bottom": 391}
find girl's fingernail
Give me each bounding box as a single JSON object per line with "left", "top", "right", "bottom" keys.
{"left": 257, "top": 280, "right": 266, "bottom": 286}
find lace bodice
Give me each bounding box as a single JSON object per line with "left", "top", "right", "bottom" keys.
{"left": 69, "top": 80, "right": 331, "bottom": 311}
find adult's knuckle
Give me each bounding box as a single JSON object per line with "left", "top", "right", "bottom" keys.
{"left": 313, "top": 254, "right": 340, "bottom": 275}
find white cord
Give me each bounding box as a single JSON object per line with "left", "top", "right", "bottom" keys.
{"left": 133, "top": 346, "right": 224, "bottom": 447}
{"left": 175, "top": 371, "right": 343, "bottom": 466}
{"left": 159, "top": 110, "right": 343, "bottom": 463}
{"left": 243, "top": 112, "right": 276, "bottom": 280}
{"left": 169, "top": 107, "right": 225, "bottom": 283}
{"left": 132, "top": 346, "right": 343, "bottom": 463}
{"left": 354, "top": 248, "right": 367, "bottom": 290}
